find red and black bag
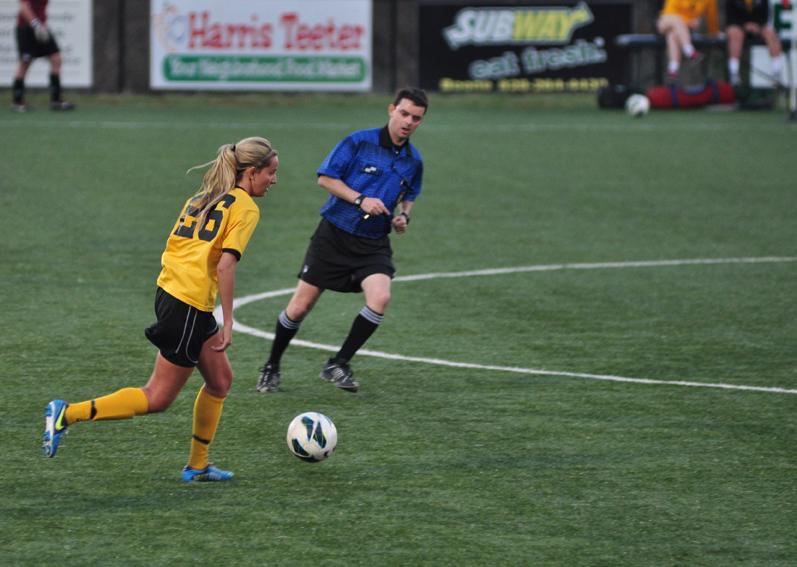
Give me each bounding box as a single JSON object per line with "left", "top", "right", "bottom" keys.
{"left": 647, "top": 80, "right": 736, "bottom": 108}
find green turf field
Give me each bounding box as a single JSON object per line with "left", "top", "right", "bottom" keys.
{"left": 1, "top": 93, "right": 795, "bottom": 566}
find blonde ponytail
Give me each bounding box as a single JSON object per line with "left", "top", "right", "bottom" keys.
{"left": 187, "top": 137, "right": 278, "bottom": 226}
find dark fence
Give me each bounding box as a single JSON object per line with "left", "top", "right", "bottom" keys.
{"left": 91, "top": 1, "right": 661, "bottom": 93}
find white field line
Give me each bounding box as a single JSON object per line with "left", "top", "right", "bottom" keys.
{"left": 0, "top": 120, "right": 354, "bottom": 130}
{"left": 0, "top": 119, "right": 790, "bottom": 133}
{"left": 222, "top": 257, "right": 797, "bottom": 396}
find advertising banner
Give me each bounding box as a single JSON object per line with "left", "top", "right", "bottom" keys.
{"left": 150, "top": 0, "right": 372, "bottom": 91}
{"left": 0, "top": 0, "right": 92, "bottom": 87}
{"left": 419, "top": 1, "right": 631, "bottom": 93}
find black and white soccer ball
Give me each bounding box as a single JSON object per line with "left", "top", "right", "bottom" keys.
{"left": 286, "top": 412, "right": 337, "bottom": 462}
{"left": 625, "top": 94, "right": 650, "bottom": 117}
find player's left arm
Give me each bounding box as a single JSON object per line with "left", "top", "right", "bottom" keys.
{"left": 212, "top": 251, "right": 238, "bottom": 352}
{"left": 392, "top": 200, "right": 414, "bottom": 234}
{"left": 212, "top": 202, "right": 259, "bottom": 351}
{"left": 392, "top": 162, "right": 422, "bottom": 233}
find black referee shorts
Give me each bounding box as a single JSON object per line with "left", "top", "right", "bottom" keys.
{"left": 144, "top": 288, "right": 219, "bottom": 368}
{"left": 298, "top": 218, "right": 395, "bottom": 293}
{"left": 726, "top": 3, "right": 769, "bottom": 28}
{"left": 16, "top": 25, "right": 60, "bottom": 61}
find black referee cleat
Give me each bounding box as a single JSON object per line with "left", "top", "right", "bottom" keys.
{"left": 320, "top": 359, "right": 359, "bottom": 392}
{"left": 255, "top": 363, "right": 282, "bottom": 393}
{"left": 50, "top": 100, "right": 75, "bottom": 111}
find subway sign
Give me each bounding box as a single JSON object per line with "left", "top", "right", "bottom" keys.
{"left": 419, "top": 2, "right": 631, "bottom": 93}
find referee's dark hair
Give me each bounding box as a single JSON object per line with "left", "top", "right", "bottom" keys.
{"left": 393, "top": 87, "right": 429, "bottom": 111}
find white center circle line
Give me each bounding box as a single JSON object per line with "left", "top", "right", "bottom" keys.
{"left": 221, "top": 256, "right": 797, "bottom": 396}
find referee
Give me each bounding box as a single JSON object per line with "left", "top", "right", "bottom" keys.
{"left": 256, "top": 87, "right": 428, "bottom": 393}
{"left": 11, "top": 0, "right": 74, "bottom": 112}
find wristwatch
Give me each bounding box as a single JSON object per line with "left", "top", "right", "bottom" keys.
{"left": 353, "top": 195, "right": 364, "bottom": 208}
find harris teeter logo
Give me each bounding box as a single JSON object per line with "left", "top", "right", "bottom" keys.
{"left": 443, "top": 2, "right": 594, "bottom": 50}
{"left": 152, "top": 5, "right": 368, "bottom": 83}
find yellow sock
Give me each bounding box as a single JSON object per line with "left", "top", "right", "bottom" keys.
{"left": 187, "top": 387, "right": 226, "bottom": 470}
{"left": 64, "top": 387, "right": 149, "bottom": 424}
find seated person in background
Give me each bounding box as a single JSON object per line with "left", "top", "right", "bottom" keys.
{"left": 656, "top": 0, "right": 720, "bottom": 81}
{"left": 725, "top": 0, "right": 784, "bottom": 86}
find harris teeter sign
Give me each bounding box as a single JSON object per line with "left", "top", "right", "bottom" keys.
{"left": 150, "top": 0, "right": 371, "bottom": 91}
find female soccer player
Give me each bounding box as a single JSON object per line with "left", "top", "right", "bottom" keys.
{"left": 42, "top": 136, "right": 280, "bottom": 482}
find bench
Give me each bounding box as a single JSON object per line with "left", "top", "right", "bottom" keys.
{"left": 614, "top": 33, "right": 792, "bottom": 87}
{"left": 615, "top": 33, "right": 728, "bottom": 50}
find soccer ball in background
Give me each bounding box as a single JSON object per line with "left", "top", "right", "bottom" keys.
{"left": 625, "top": 94, "right": 650, "bottom": 117}
{"left": 286, "top": 412, "right": 338, "bottom": 462}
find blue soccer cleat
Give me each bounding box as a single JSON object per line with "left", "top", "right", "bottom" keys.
{"left": 181, "top": 464, "right": 234, "bottom": 483}
{"left": 43, "top": 399, "right": 69, "bottom": 458}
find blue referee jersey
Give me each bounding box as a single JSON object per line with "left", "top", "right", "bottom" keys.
{"left": 318, "top": 126, "right": 423, "bottom": 239}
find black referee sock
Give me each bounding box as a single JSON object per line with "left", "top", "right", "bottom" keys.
{"left": 266, "top": 310, "right": 301, "bottom": 367}
{"left": 49, "top": 73, "right": 61, "bottom": 102}
{"left": 12, "top": 78, "right": 24, "bottom": 105}
{"left": 334, "top": 306, "right": 384, "bottom": 363}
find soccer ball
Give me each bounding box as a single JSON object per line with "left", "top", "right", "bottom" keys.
{"left": 625, "top": 94, "right": 650, "bottom": 117}
{"left": 286, "top": 412, "right": 337, "bottom": 462}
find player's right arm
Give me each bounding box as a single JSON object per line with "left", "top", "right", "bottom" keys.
{"left": 318, "top": 175, "right": 389, "bottom": 217}
{"left": 20, "top": 0, "right": 50, "bottom": 41}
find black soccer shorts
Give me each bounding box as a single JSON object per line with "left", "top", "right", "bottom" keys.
{"left": 298, "top": 218, "right": 395, "bottom": 293}
{"left": 16, "top": 25, "right": 60, "bottom": 61}
{"left": 726, "top": 1, "right": 769, "bottom": 28}
{"left": 144, "top": 288, "right": 219, "bottom": 368}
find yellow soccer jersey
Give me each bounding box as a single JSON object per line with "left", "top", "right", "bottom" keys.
{"left": 157, "top": 187, "right": 260, "bottom": 311}
{"left": 661, "top": 0, "right": 719, "bottom": 34}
